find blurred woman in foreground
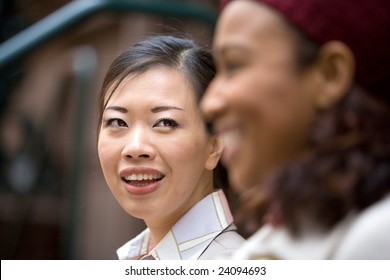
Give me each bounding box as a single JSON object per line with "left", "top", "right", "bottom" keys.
{"left": 201, "top": 0, "right": 390, "bottom": 259}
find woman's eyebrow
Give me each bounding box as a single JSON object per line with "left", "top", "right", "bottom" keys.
{"left": 104, "top": 105, "right": 183, "bottom": 113}
{"left": 105, "top": 106, "right": 127, "bottom": 113}
{"left": 151, "top": 106, "right": 184, "bottom": 113}
{"left": 214, "top": 44, "right": 252, "bottom": 57}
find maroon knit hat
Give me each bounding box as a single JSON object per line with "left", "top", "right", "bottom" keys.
{"left": 220, "top": 0, "right": 390, "bottom": 102}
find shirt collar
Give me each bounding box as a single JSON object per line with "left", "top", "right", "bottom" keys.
{"left": 117, "top": 189, "right": 233, "bottom": 260}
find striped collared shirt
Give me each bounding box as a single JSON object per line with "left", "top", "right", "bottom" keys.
{"left": 117, "top": 189, "right": 234, "bottom": 260}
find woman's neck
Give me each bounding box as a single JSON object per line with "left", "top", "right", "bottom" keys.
{"left": 145, "top": 187, "right": 215, "bottom": 250}
{"left": 146, "top": 220, "right": 176, "bottom": 251}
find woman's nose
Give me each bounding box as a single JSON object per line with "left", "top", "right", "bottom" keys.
{"left": 121, "top": 126, "right": 156, "bottom": 160}
{"left": 201, "top": 79, "right": 227, "bottom": 122}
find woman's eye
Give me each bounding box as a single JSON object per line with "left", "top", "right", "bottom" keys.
{"left": 104, "top": 118, "right": 127, "bottom": 128}
{"left": 225, "top": 61, "right": 242, "bottom": 73}
{"left": 154, "top": 118, "right": 179, "bottom": 129}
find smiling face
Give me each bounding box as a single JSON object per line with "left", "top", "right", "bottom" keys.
{"left": 98, "top": 67, "right": 219, "bottom": 228}
{"left": 201, "top": 0, "right": 319, "bottom": 192}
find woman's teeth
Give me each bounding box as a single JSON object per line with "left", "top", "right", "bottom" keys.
{"left": 124, "top": 174, "right": 163, "bottom": 181}
{"left": 222, "top": 129, "right": 242, "bottom": 147}
{"left": 122, "top": 174, "right": 164, "bottom": 186}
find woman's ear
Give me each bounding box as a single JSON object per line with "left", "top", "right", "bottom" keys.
{"left": 205, "top": 135, "right": 224, "bottom": 170}
{"left": 312, "top": 41, "right": 355, "bottom": 109}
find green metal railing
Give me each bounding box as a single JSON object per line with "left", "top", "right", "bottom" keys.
{"left": 0, "top": 0, "right": 217, "bottom": 70}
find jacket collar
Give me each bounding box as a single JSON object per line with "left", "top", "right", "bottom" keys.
{"left": 117, "top": 189, "right": 233, "bottom": 260}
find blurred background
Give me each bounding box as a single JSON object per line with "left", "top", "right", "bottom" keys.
{"left": 0, "top": 0, "right": 218, "bottom": 259}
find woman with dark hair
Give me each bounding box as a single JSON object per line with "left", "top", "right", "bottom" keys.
{"left": 201, "top": 0, "right": 390, "bottom": 259}
{"left": 97, "top": 36, "right": 244, "bottom": 260}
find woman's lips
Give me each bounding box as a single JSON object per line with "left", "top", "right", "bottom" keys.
{"left": 122, "top": 178, "right": 163, "bottom": 195}
{"left": 119, "top": 168, "right": 165, "bottom": 195}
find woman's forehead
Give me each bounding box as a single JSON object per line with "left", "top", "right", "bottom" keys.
{"left": 104, "top": 68, "right": 196, "bottom": 108}
{"left": 214, "top": 1, "right": 290, "bottom": 50}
